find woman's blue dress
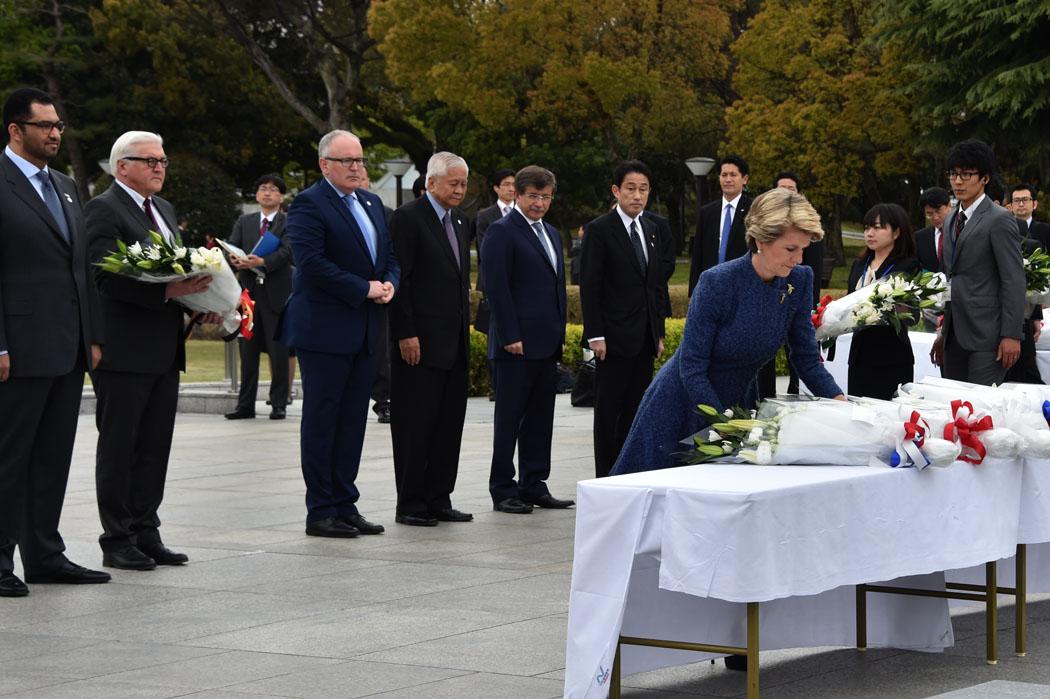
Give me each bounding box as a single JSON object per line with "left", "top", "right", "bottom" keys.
{"left": 611, "top": 254, "right": 842, "bottom": 474}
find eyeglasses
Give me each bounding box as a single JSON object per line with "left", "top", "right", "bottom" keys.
{"left": 945, "top": 170, "right": 980, "bottom": 182}
{"left": 257, "top": 185, "right": 283, "bottom": 193}
{"left": 324, "top": 156, "right": 368, "bottom": 168}
{"left": 1012, "top": 196, "right": 1033, "bottom": 204}
{"left": 17, "top": 120, "right": 65, "bottom": 133}
{"left": 123, "top": 156, "right": 170, "bottom": 169}
{"left": 522, "top": 193, "right": 554, "bottom": 203}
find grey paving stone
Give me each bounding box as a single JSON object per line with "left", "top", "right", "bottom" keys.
{"left": 0, "top": 678, "right": 185, "bottom": 698}
{"left": 927, "top": 680, "right": 1050, "bottom": 698}
{"left": 224, "top": 659, "right": 471, "bottom": 698}
{"left": 1, "top": 640, "right": 223, "bottom": 679}
{"left": 363, "top": 671, "right": 565, "bottom": 698}
{"left": 100, "top": 650, "right": 338, "bottom": 691}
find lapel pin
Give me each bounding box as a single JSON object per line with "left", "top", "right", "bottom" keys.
{"left": 365, "top": 200, "right": 371, "bottom": 206}
{"left": 457, "top": 219, "right": 462, "bottom": 225}
{"left": 64, "top": 193, "right": 73, "bottom": 203}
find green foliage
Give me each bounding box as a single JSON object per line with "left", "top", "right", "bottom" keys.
{"left": 160, "top": 154, "right": 241, "bottom": 246}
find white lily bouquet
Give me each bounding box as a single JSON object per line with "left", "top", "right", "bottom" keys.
{"left": 1024, "top": 247, "right": 1050, "bottom": 305}
{"left": 96, "top": 231, "right": 253, "bottom": 338}
{"left": 812, "top": 270, "right": 947, "bottom": 349}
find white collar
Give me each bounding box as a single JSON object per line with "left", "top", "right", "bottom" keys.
{"left": 960, "top": 193, "right": 986, "bottom": 220}
{"left": 115, "top": 178, "right": 149, "bottom": 209}
{"left": 722, "top": 193, "right": 743, "bottom": 209}
{"left": 615, "top": 205, "right": 642, "bottom": 231}
{"left": 4, "top": 145, "right": 49, "bottom": 181}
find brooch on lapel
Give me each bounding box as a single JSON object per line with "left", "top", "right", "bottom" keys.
{"left": 458, "top": 219, "right": 463, "bottom": 225}
{"left": 64, "top": 193, "right": 73, "bottom": 203}
{"left": 779, "top": 283, "right": 794, "bottom": 305}
{"left": 365, "top": 200, "right": 371, "bottom": 206}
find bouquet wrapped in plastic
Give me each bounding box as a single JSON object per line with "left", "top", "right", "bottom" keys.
{"left": 96, "top": 231, "right": 253, "bottom": 338}
{"left": 1024, "top": 247, "right": 1050, "bottom": 305}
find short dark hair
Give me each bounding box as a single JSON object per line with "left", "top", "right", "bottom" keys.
{"left": 774, "top": 170, "right": 800, "bottom": 189}
{"left": 3, "top": 87, "right": 54, "bottom": 135}
{"left": 254, "top": 173, "right": 287, "bottom": 194}
{"left": 411, "top": 175, "right": 425, "bottom": 198}
{"left": 918, "top": 186, "right": 951, "bottom": 210}
{"left": 515, "top": 165, "right": 556, "bottom": 193}
{"left": 859, "top": 203, "right": 916, "bottom": 260}
{"left": 1012, "top": 182, "right": 1038, "bottom": 201}
{"left": 490, "top": 168, "right": 515, "bottom": 186}
{"left": 613, "top": 160, "right": 652, "bottom": 188}
{"left": 718, "top": 154, "right": 749, "bottom": 177}
{"left": 985, "top": 174, "right": 1006, "bottom": 205}
{"left": 945, "top": 138, "right": 996, "bottom": 178}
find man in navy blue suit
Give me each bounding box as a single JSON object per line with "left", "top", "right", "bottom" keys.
{"left": 481, "top": 166, "right": 574, "bottom": 514}
{"left": 279, "top": 130, "right": 399, "bottom": 538}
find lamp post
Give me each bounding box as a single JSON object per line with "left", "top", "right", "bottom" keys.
{"left": 684, "top": 157, "right": 716, "bottom": 251}
{"left": 383, "top": 158, "right": 413, "bottom": 207}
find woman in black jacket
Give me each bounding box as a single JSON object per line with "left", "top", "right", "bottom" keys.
{"left": 847, "top": 203, "right": 919, "bottom": 399}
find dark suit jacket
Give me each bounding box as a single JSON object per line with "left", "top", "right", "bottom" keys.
{"left": 1026, "top": 220, "right": 1050, "bottom": 250}
{"left": 914, "top": 226, "right": 942, "bottom": 273}
{"left": 86, "top": 184, "right": 186, "bottom": 373}
{"left": 473, "top": 202, "right": 510, "bottom": 291}
{"left": 227, "top": 211, "right": 293, "bottom": 311}
{"left": 278, "top": 180, "right": 399, "bottom": 356}
{"left": 641, "top": 210, "right": 677, "bottom": 316}
{"left": 580, "top": 209, "right": 669, "bottom": 358}
{"left": 802, "top": 240, "right": 825, "bottom": 308}
{"left": 0, "top": 154, "right": 101, "bottom": 377}
{"left": 689, "top": 194, "right": 752, "bottom": 295}
{"left": 388, "top": 195, "right": 470, "bottom": 370}
{"left": 480, "top": 209, "right": 566, "bottom": 360}
{"left": 846, "top": 255, "right": 919, "bottom": 368}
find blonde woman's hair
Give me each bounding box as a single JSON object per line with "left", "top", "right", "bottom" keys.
{"left": 744, "top": 188, "right": 824, "bottom": 252}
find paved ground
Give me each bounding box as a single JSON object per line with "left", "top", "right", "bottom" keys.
{"left": 4, "top": 393, "right": 1050, "bottom": 698}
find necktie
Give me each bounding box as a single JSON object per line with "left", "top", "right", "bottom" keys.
{"left": 36, "top": 171, "right": 69, "bottom": 243}
{"left": 532, "top": 221, "right": 555, "bottom": 268}
{"left": 143, "top": 198, "right": 163, "bottom": 239}
{"left": 953, "top": 211, "right": 966, "bottom": 242}
{"left": 259, "top": 216, "right": 270, "bottom": 237}
{"left": 936, "top": 229, "right": 943, "bottom": 263}
{"left": 442, "top": 211, "right": 461, "bottom": 269}
{"left": 718, "top": 203, "right": 733, "bottom": 264}
{"left": 344, "top": 192, "right": 377, "bottom": 263}
{"left": 629, "top": 220, "right": 647, "bottom": 273}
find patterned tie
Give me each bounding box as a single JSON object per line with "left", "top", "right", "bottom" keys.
{"left": 143, "top": 198, "right": 165, "bottom": 240}
{"left": 36, "top": 171, "right": 69, "bottom": 243}
{"left": 532, "top": 221, "right": 555, "bottom": 268}
{"left": 344, "top": 192, "right": 377, "bottom": 263}
{"left": 259, "top": 216, "right": 270, "bottom": 237}
{"left": 442, "top": 211, "right": 461, "bottom": 269}
{"left": 953, "top": 210, "right": 966, "bottom": 242}
{"left": 718, "top": 203, "right": 733, "bottom": 264}
{"left": 629, "top": 220, "right": 647, "bottom": 273}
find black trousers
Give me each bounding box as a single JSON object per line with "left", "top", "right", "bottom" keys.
{"left": 0, "top": 355, "right": 84, "bottom": 574}
{"left": 593, "top": 351, "right": 654, "bottom": 478}
{"left": 371, "top": 308, "right": 390, "bottom": 409}
{"left": 1004, "top": 324, "right": 1044, "bottom": 384}
{"left": 94, "top": 367, "right": 179, "bottom": 552}
{"left": 390, "top": 346, "right": 468, "bottom": 515}
{"left": 489, "top": 356, "right": 556, "bottom": 503}
{"left": 236, "top": 302, "right": 289, "bottom": 412}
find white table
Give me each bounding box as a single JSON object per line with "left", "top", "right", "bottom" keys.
{"left": 564, "top": 460, "right": 1025, "bottom": 698}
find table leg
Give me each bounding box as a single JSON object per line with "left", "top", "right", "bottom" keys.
{"left": 747, "top": 602, "right": 759, "bottom": 699}
{"left": 986, "top": 561, "right": 998, "bottom": 665}
{"left": 611, "top": 643, "right": 621, "bottom": 698}
{"left": 856, "top": 584, "right": 867, "bottom": 651}
{"left": 1017, "top": 544, "right": 1027, "bottom": 657}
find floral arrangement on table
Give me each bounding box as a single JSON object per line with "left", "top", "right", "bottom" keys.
{"left": 1024, "top": 247, "right": 1050, "bottom": 305}
{"left": 96, "top": 230, "right": 253, "bottom": 339}
{"left": 812, "top": 271, "right": 947, "bottom": 349}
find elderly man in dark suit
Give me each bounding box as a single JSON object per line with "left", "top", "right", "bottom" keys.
{"left": 481, "top": 165, "right": 574, "bottom": 514}
{"left": 225, "top": 173, "right": 293, "bottom": 420}
{"left": 932, "top": 139, "right": 1025, "bottom": 385}
{"left": 688, "top": 154, "right": 752, "bottom": 295}
{"left": 0, "top": 88, "right": 110, "bottom": 596}
{"left": 278, "top": 130, "right": 399, "bottom": 538}
{"left": 87, "top": 130, "right": 217, "bottom": 570}
{"left": 581, "top": 160, "right": 672, "bottom": 478}
{"left": 387, "top": 152, "right": 473, "bottom": 526}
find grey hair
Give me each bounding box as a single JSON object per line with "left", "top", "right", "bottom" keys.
{"left": 318, "top": 129, "right": 360, "bottom": 158}
{"left": 109, "top": 131, "right": 163, "bottom": 175}
{"left": 425, "top": 151, "right": 469, "bottom": 181}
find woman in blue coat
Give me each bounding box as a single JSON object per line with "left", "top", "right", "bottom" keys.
{"left": 611, "top": 188, "right": 843, "bottom": 475}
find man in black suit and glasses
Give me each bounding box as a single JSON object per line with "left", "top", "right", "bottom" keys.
{"left": 580, "top": 161, "right": 672, "bottom": 478}
{"left": 915, "top": 186, "right": 952, "bottom": 274}
{"left": 0, "top": 88, "right": 110, "bottom": 596}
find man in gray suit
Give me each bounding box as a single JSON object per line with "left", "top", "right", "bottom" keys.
{"left": 0, "top": 88, "right": 110, "bottom": 596}
{"left": 932, "top": 139, "right": 1025, "bottom": 385}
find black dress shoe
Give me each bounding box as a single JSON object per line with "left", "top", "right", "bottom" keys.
{"left": 395, "top": 513, "right": 439, "bottom": 526}
{"left": 375, "top": 405, "right": 391, "bottom": 424}
{"left": 224, "top": 410, "right": 255, "bottom": 420}
{"left": 25, "top": 561, "right": 111, "bottom": 584}
{"left": 493, "top": 497, "right": 533, "bottom": 514}
{"left": 139, "top": 544, "right": 189, "bottom": 566}
{"left": 0, "top": 571, "right": 28, "bottom": 597}
{"left": 102, "top": 546, "right": 157, "bottom": 570}
{"left": 269, "top": 406, "right": 286, "bottom": 420}
{"left": 343, "top": 513, "right": 385, "bottom": 534}
{"left": 305, "top": 517, "right": 359, "bottom": 538}
{"left": 523, "top": 493, "right": 575, "bottom": 509}
{"left": 724, "top": 654, "right": 748, "bottom": 672}
{"left": 431, "top": 508, "right": 473, "bottom": 522}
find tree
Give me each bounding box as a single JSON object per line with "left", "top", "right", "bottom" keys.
{"left": 724, "top": 0, "right": 918, "bottom": 263}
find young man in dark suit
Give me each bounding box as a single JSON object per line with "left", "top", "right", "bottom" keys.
{"left": 915, "top": 186, "right": 952, "bottom": 274}
{"left": 688, "top": 154, "right": 752, "bottom": 295}
{"left": 0, "top": 88, "right": 109, "bottom": 596}
{"left": 87, "top": 130, "right": 218, "bottom": 570}
{"left": 387, "top": 152, "right": 473, "bottom": 526}
{"left": 278, "top": 130, "right": 399, "bottom": 538}
{"left": 481, "top": 166, "right": 574, "bottom": 514}
{"left": 1011, "top": 183, "right": 1050, "bottom": 250}
{"left": 580, "top": 161, "right": 672, "bottom": 478}
{"left": 225, "top": 173, "right": 293, "bottom": 420}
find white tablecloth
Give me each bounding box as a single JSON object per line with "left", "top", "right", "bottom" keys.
{"left": 564, "top": 460, "right": 1025, "bottom": 698}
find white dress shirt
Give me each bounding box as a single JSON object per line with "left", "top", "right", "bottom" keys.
{"left": 114, "top": 179, "right": 176, "bottom": 242}
{"left": 719, "top": 193, "right": 743, "bottom": 249}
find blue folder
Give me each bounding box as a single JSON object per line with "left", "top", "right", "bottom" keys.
{"left": 250, "top": 230, "right": 281, "bottom": 258}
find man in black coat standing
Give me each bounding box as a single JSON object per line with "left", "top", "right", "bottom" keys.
{"left": 0, "top": 88, "right": 110, "bottom": 596}
{"left": 688, "top": 154, "right": 752, "bottom": 295}
{"left": 225, "top": 173, "right": 293, "bottom": 420}
{"left": 581, "top": 161, "right": 672, "bottom": 478}
{"left": 387, "top": 152, "right": 474, "bottom": 526}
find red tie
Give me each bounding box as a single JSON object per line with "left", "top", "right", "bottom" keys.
{"left": 259, "top": 216, "right": 270, "bottom": 236}
{"left": 936, "top": 229, "right": 943, "bottom": 263}
{"left": 143, "top": 198, "right": 160, "bottom": 231}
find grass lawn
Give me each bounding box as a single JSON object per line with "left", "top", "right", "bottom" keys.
{"left": 86, "top": 340, "right": 273, "bottom": 385}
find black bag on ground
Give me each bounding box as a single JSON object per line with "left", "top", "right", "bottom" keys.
{"left": 571, "top": 358, "right": 596, "bottom": 407}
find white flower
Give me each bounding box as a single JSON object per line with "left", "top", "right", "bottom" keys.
{"left": 190, "top": 250, "right": 206, "bottom": 269}
{"left": 190, "top": 247, "right": 225, "bottom": 272}
{"left": 146, "top": 246, "right": 162, "bottom": 260}
{"left": 707, "top": 430, "right": 720, "bottom": 442}
{"left": 128, "top": 241, "right": 143, "bottom": 257}
{"left": 748, "top": 426, "right": 763, "bottom": 442}
{"left": 756, "top": 441, "right": 773, "bottom": 464}
{"left": 722, "top": 444, "right": 733, "bottom": 454}
{"left": 876, "top": 283, "right": 892, "bottom": 298}
{"left": 723, "top": 409, "right": 733, "bottom": 417}
{"left": 173, "top": 246, "right": 187, "bottom": 259}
